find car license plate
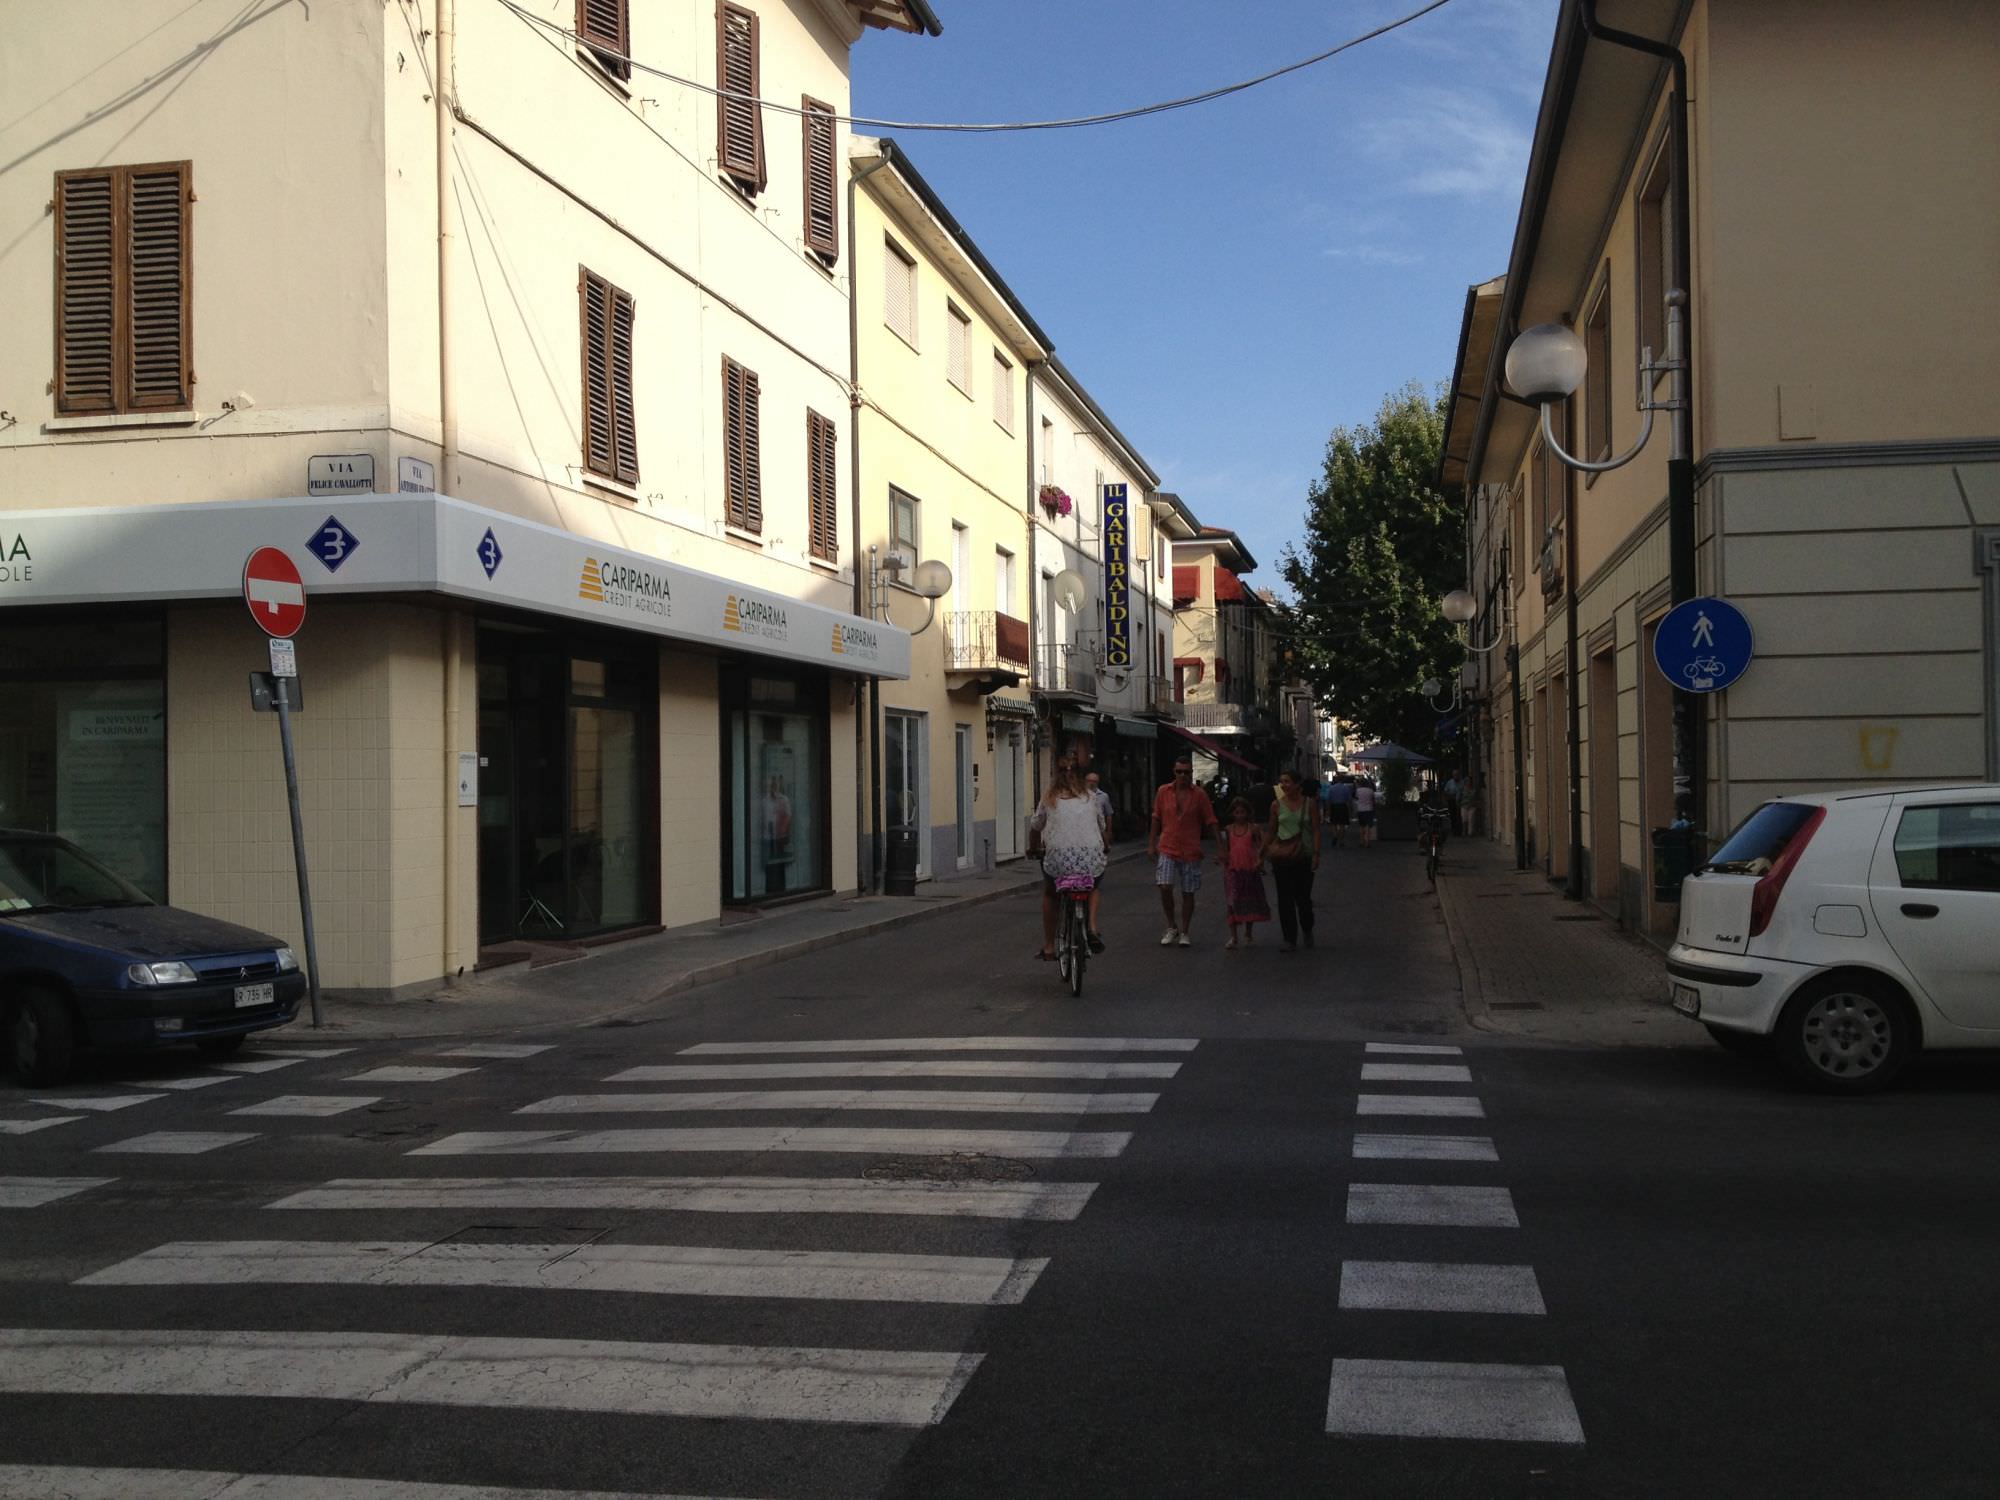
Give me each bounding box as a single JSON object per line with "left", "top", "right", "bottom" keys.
{"left": 1671, "top": 983, "right": 1701, "bottom": 1019}
{"left": 233, "top": 982, "right": 274, "bottom": 1009}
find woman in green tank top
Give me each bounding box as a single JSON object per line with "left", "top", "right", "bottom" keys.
{"left": 1267, "top": 769, "right": 1323, "bottom": 951}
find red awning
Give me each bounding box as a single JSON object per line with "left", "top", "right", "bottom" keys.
{"left": 1164, "top": 721, "right": 1258, "bottom": 772}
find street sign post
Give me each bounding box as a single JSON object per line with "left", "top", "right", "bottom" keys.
{"left": 1654, "top": 596, "right": 1753, "bottom": 694}
{"left": 243, "top": 548, "right": 322, "bottom": 1028}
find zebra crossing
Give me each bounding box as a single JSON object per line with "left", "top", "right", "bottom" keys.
{"left": 0, "top": 1032, "right": 1195, "bottom": 1498}
{"left": 1328, "top": 1040, "right": 1585, "bottom": 1446}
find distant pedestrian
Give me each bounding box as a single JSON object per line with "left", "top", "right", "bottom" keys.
{"left": 1220, "top": 797, "right": 1269, "bottom": 949}
{"left": 1323, "top": 775, "right": 1354, "bottom": 848}
{"left": 1248, "top": 773, "right": 1277, "bottom": 825}
{"left": 1444, "top": 772, "right": 1464, "bottom": 836}
{"left": 1352, "top": 776, "right": 1379, "bottom": 848}
{"left": 1085, "top": 771, "right": 1114, "bottom": 834}
{"left": 1267, "top": 768, "right": 1322, "bottom": 950}
{"left": 1150, "top": 756, "right": 1220, "bottom": 947}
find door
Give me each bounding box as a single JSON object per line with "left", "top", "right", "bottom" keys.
{"left": 995, "top": 728, "right": 1023, "bottom": 859}
{"left": 885, "top": 710, "right": 928, "bottom": 879}
{"left": 1871, "top": 795, "right": 2000, "bottom": 1028}
{"left": 954, "top": 725, "right": 974, "bottom": 869}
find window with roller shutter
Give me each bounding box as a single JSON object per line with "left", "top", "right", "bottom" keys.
{"left": 801, "top": 97, "right": 838, "bottom": 265}
{"left": 723, "top": 357, "right": 763, "bottom": 533}
{"left": 717, "top": 5, "right": 765, "bottom": 196}
{"left": 806, "top": 410, "right": 838, "bottom": 562}
{"left": 884, "top": 236, "right": 917, "bottom": 345}
{"left": 54, "top": 162, "right": 191, "bottom": 415}
{"left": 580, "top": 268, "right": 638, "bottom": 486}
{"left": 576, "top": 0, "right": 630, "bottom": 81}
{"left": 945, "top": 305, "right": 971, "bottom": 394}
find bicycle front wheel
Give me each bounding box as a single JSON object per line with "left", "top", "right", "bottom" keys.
{"left": 1067, "top": 900, "right": 1087, "bottom": 997}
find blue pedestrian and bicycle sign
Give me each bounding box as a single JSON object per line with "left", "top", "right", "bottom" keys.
{"left": 1654, "top": 596, "right": 1753, "bottom": 693}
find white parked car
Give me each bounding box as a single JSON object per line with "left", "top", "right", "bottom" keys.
{"left": 1669, "top": 784, "right": 2000, "bottom": 1092}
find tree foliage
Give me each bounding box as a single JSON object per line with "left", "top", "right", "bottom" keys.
{"left": 1280, "top": 382, "right": 1465, "bottom": 752}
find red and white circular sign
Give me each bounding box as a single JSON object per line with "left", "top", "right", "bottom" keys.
{"left": 242, "top": 547, "right": 307, "bottom": 639}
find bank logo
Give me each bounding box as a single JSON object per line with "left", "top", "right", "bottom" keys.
{"left": 830, "top": 622, "right": 844, "bottom": 655}
{"left": 724, "top": 593, "right": 788, "bottom": 641}
{"left": 832, "top": 620, "right": 880, "bottom": 663}
{"left": 579, "top": 558, "right": 606, "bottom": 602}
{"left": 0, "top": 533, "right": 32, "bottom": 586}
{"left": 580, "top": 557, "right": 672, "bottom": 617}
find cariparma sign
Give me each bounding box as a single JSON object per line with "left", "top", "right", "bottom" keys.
{"left": 1102, "top": 483, "right": 1131, "bottom": 668}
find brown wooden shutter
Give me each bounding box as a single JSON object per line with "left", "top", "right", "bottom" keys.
{"left": 126, "top": 164, "right": 191, "bottom": 410}
{"left": 723, "top": 357, "right": 762, "bottom": 533}
{"left": 54, "top": 170, "right": 118, "bottom": 414}
{"left": 717, "top": 4, "right": 765, "bottom": 194}
{"left": 807, "top": 409, "right": 837, "bottom": 561}
{"left": 740, "top": 364, "right": 762, "bottom": 532}
{"left": 581, "top": 271, "right": 614, "bottom": 479}
{"left": 801, "top": 97, "right": 837, "bottom": 263}
{"left": 609, "top": 285, "right": 638, "bottom": 484}
{"left": 577, "top": 0, "right": 630, "bottom": 80}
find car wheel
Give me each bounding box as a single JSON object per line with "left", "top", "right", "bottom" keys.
{"left": 1704, "top": 1023, "right": 1771, "bottom": 1062}
{"left": 1775, "top": 974, "right": 1912, "bottom": 1094}
{"left": 195, "top": 1035, "right": 247, "bottom": 1059}
{"left": 9, "top": 989, "right": 77, "bottom": 1087}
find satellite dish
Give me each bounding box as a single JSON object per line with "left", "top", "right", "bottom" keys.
{"left": 1052, "top": 569, "right": 1087, "bottom": 615}
{"left": 911, "top": 558, "right": 953, "bottom": 599}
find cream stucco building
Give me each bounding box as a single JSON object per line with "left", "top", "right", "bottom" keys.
{"left": 1443, "top": 0, "right": 2000, "bottom": 937}
{"left": 0, "top": 0, "right": 939, "bottom": 996}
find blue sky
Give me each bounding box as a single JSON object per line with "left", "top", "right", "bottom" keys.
{"left": 852, "top": 0, "right": 1558, "bottom": 593}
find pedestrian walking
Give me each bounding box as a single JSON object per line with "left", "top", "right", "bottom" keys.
{"left": 1352, "top": 775, "right": 1379, "bottom": 848}
{"left": 1267, "top": 768, "right": 1322, "bottom": 950}
{"left": 1149, "top": 755, "right": 1220, "bottom": 947}
{"left": 1323, "top": 775, "right": 1354, "bottom": 848}
{"left": 1444, "top": 772, "right": 1464, "bottom": 836}
{"left": 1084, "top": 770, "right": 1115, "bottom": 938}
{"left": 1220, "top": 797, "right": 1270, "bottom": 949}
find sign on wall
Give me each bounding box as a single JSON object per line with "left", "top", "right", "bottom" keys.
{"left": 1102, "top": 483, "right": 1131, "bottom": 668}
{"left": 307, "top": 454, "right": 376, "bottom": 497}
{"left": 1653, "top": 596, "right": 1754, "bottom": 694}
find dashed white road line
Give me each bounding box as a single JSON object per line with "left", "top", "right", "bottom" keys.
{"left": 1355, "top": 1094, "right": 1485, "bottom": 1118}
{"left": 1352, "top": 1133, "right": 1499, "bottom": 1163}
{"left": 680, "top": 1037, "right": 1199, "bottom": 1055}
{"left": 409, "top": 1127, "right": 1131, "bottom": 1159}
{"left": 1358, "top": 1063, "right": 1474, "bottom": 1084}
{"left": 0, "top": 1177, "right": 113, "bottom": 1208}
{"left": 83, "top": 1240, "right": 1050, "bottom": 1306}
{"left": 612, "top": 1060, "right": 1183, "bottom": 1082}
{"left": 267, "top": 1176, "right": 1098, "bottom": 1220}
{"left": 0, "top": 1327, "right": 983, "bottom": 1427}
{"left": 1325, "top": 1358, "right": 1583, "bottom": 1443}
{"left": 1363, "top": 1044, "right": 1464, "bottom": 1056}
{"left": 516, "top": 1090, "right": 1158, "bottom": 1116}
{"left": 1346, "top": 1183, "right": 1519, "bottom": 1229}
{"left": 1337, "top": 1261, "right": 1546, "bottom": 1316}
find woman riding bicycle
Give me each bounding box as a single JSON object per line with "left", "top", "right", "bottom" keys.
{"left": 1028, "top": 756, "right": 1109, "bottom": 962}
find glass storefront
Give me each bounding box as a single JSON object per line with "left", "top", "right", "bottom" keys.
{"left": 476, "top": 620, "right": 656, "bottom": 943}
{"left": 724, "top": 664, "right": 827, "bottom": 903}
{"left": 0, "top": 617, "right": 166, "bottom": 898}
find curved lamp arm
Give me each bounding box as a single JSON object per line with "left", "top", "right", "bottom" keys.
{"left": 1540, "top": 398, "right": 1653, "bottom": 474}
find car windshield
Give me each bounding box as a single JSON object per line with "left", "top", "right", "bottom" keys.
{"left": 1703, "top": 802, "right": 1819, "bottom": 876}
{"left": 0, "top": 835, "right": 155, "bottom": 914}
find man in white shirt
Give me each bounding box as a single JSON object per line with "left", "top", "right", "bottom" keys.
{"left": 1352, "top": 776, "right": 1379, "bottom": 848}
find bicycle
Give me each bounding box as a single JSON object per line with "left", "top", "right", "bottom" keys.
{"left": 1419, "top": 806, "right": 1450, "bottom": 885}
{"left": 1052, "top": 873, "right": 1095, "bottom": 997}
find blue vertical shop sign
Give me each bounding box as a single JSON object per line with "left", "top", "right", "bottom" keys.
{"left": 1102, "top": 483, "right": 1131, "bottom": 667}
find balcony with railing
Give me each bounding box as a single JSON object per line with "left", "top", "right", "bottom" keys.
{"left": 942, "top": 611, "right": 1031, "bottom": 691}
{"left": 1146, "top": 674, "right": 1179, "bottom": 719}
{"left": 1177, "top": 700, "right": 1271, "bottom": 735}
{"left": 1032, "top": 642, "right": 1096, "bottom": 700}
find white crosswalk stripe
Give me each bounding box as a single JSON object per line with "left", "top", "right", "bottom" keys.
{"left": 611, "top": 1060, "right": 1183, "bottom": 1081}
{"left": 230, "top": 1096, "right": 381, "bottom": 1118}
{"left": 27, "top": 1093, "right": 162, "bottom": 1111}
{"left": 267, "top": 1175, "right": 1098, "bottom": 1219}
{"left": 516, "top": 1089, "right": 1159, "bottom": 1116}
{"left": 1358, "top": 1062, "right": 1474, "bottom": 1083}
{"left": 1346, "top": 1183, "right": 1519, "bottom": 1228}
{"left": 1355, "top": 1094, "right": 1485, "bottom": 1118}
{"left": 681, "top": 1036, "right": 1199, "bottom": 1055}
{"left": 0, "top": 1177, "right": 113, "bottom": 1208}
{"left": 1352, "top": 1133, "right": 1499, "bottom": 1162}
{"left": 95, "top": 1132, "right": 258, "bottom": 1156}
{"left": 346, "top": 1066, "right": 480, "bottom": 1084}
{"left": 1325, "top": 1358, "right": 1583, "bottom": 1443}
{"left": 411, "top": 1126, "right": 1133, "bottom": 1158}
{"left": 0, "top": 1118, "right": 81, "bottom": 1135}
{"left": 1363, "top": 1043, "right": 1465, "bottom": 1056}
{"left": 435, "top": 1044, "right": 554, "bottom": 1060}
{"left": 0, "top": 1466, "right": 746, "bottom": 1500}
{"left": 1338, "top": 1261, "right": 1546, "bottom": 1315}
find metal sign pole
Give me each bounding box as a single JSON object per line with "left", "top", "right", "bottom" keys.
{"left": 273, "top": 672, "right": 323, "bottom": 1028}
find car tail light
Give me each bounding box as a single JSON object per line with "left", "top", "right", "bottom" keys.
{"left": 1747, "top": 805, "right": 1827, "bottom": 937}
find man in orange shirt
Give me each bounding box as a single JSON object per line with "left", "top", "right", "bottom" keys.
{"left": 1149, "top": 756, "right": 1220, "bottom": 947}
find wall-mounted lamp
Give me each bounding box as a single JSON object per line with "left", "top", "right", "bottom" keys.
{"left": 869, "top": 545, "right": 952, "bottom": 635}
{"left": 1504, "top": 290, "right": 1685, "bottom": 476}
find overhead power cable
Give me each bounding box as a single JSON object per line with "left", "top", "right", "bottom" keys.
{"left": 491, "top": 0, "right": 1461, "bottom": 133}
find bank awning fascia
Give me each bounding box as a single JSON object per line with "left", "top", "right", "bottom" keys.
{"left": 0, "top": 493, "right": 911, "bottom": 679}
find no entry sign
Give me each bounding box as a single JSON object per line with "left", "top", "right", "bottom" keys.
{"left": 243, "top": 547, "right": 307, "bottom": 638}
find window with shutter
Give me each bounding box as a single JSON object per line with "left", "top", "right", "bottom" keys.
{"left": 1584, "top": 274, "right": 1611, "bottom": 464}
{"left": 724, "top": 357, "right": 763, "bottom": 533}
{"left": 580, "top": 269, "right": 638, "bottom": 486}
{"left": 717, "top": 4, "right": 765, "bottom": 195}
{"left": 883, "top": 237, "right": 917, "bottom": 345}
{"left": 807, "top": 409, "right": 838, "bottom": 562}
{"left": 801, "top": 97, "right": 838, "bottom": 265}
{"left": 946, "top": 304, "right": 970, "bottom": 393}
{"left": 54, "top": 163, "right": 191, "bottom": 416}
{"left": 577, "top": 0, "right": 630, "bottom": 81}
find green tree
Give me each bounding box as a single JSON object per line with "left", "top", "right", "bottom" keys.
{"left": 1280, "top": 382, "right": 1464, "bottom": 752}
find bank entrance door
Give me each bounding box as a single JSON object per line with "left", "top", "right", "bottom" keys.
{"left": 477, "top": 621, "right": 656, "bottom": 944}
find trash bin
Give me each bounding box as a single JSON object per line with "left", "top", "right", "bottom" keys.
{"left": 884, "top": 829, "right": 919, "bottom": 896}
{"left": 1651, "top": 826, "right": 1694, "bottom": 903}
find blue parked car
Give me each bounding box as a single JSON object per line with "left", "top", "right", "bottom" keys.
{"left": 1, "top": 829, "right": 305, "bottom": 1086}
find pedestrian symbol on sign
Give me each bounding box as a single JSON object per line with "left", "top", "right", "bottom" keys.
{"left": 1691, "top": 611, "right": 1715, "bottom": 649}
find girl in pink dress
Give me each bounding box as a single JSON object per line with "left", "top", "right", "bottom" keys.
{"left": 1221, "top": 797, "right": 1270, "bottom": 948}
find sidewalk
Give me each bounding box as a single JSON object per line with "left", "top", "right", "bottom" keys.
{"left": 1435, "top": 833, "right": 1696, "bottom": 1048}
{"left": 298, "top": 858, "right": 1050, "bottom": 1042}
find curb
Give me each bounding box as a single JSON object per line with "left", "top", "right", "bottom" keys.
{"left": 1431, "top": 860, "right": 1501, "bottom": 1037}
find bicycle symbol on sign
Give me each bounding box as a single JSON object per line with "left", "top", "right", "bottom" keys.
{"left": 1682, "top": 655, "right": 1726, "bottom": 690}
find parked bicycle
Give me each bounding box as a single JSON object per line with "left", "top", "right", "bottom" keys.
{"left": 1419, "top": 805, "right": 1451, "bottom": 885}
{"left": 1052, "top": 873, "right": 1094, "bottom": 996}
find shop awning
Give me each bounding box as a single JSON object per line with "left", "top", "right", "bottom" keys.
{"left": 0, "top": 493, "right": 911, "bottom": 679}
{"left": 1112, "top": 717, "right": 1156, "bottom": 740}
{"left": 986, "top": 695, "right": 1035, "bottom": 718}
{"left": 1164, "top": 721, "right": 1257, "bottom": 772}
{"left": 1060, "top": 711, "right": 1096, "bottom": 734}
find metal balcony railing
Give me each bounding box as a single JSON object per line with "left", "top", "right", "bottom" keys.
{"left": 1146, "top": 675, "right": 1178, "bottom": 718}
{"left": 942, "top": 611, "right": 1032, "bottom": 675}
{"left": 1033, "top": 642, "right": 1096, "bottom": 698}
{"left": 1178, "top": 701, "right": 1271, "bottom": 733}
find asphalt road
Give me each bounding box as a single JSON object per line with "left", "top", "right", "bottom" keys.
{"left": 4, "top": 842, "right": 1998, "bottom": 1499}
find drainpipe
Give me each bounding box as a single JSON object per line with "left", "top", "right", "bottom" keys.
{"left": 1024, "top": 365, "right": 1042, "bottom": 805}
{"left": 1507, "top": 563, "right": 1528, "bottom": 869}
{"left": 442, "top": 610, "right": 464, "bottom": 976}
{"left": 1579, "top": 0, "right": 1703, "bottom": 844}
{"left": 849, "top": 150, "right": 892, "bottom": 890}
{"left": 1564, "top": 464, "right": 1584, "bottom": 899}
{"left": 435, "top": 0, "right": 457, "bottom": 494}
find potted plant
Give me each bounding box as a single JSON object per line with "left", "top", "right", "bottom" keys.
{"left": 1038, "top": 484, "right": 1073, "bottom": 519}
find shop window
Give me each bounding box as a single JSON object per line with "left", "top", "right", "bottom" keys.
{"left": 725, "top": 667, "right": 827, "bottom": 902}
{"left": 0, "top": 618, "right": 166, "bottom": 899}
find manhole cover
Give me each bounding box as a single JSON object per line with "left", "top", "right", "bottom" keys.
{"left": 864, "top": 1153, "right": 1035, "bottom": 1183}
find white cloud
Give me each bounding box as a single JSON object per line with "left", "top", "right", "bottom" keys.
{"left": 1361, "top": 86, "right": 1533, "bottom": 199}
